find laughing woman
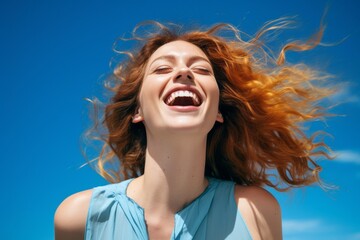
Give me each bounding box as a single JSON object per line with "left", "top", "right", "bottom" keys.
{"left": 55, "top": 20, "right": 334, "bottom": 240}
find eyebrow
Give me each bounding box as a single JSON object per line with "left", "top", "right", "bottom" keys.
{"left": 148, "top": 55, "right": 211, "bottom": 68}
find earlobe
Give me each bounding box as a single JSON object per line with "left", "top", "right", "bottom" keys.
{"left": 132, "top": 109, "right": 143, "bottom": 123}
{"left": 216, "top": 112, "right": 224, "bottom": 123}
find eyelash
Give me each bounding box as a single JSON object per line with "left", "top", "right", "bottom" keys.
{"left": 153, "top": 66, "right": 211, "bottom": 75}
{"left": 193, "top": 67, "right": 210, "bottom": 73}
{"left": 154, "top": 66, "right": 172, "bottom": 73}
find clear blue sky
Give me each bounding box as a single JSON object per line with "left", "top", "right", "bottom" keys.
{"left": 0, "top": 1, "right": 359, "bottom": 239}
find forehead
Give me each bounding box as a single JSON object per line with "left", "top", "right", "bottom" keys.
{"left": 147, "top": 40, "right": 209, "bottom": 63}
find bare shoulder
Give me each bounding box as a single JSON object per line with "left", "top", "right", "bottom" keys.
{"left": 54, "top": 189, "right": 93, "bottom": 240}
{"left": 234, "top": 185, "right": 282, "bottom": 240}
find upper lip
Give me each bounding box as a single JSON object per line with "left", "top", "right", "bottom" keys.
{"left": 163, "top": 86, "right": 203, "bottom": 106}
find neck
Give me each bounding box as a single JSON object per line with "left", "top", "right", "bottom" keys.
{"left": 128, "top": 133, "right": 209, "bottom": 215}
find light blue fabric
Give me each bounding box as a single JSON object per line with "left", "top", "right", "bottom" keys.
{"left": 85, "top": 177, "right": 252, "bottom": 240}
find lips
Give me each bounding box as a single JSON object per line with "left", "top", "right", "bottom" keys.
{"left": 164, "top": 89, "right": 202, "bottom": 107}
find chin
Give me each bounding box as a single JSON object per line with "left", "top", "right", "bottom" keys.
{"left": 163, "top": 118, "right": 216, "bottom": 134}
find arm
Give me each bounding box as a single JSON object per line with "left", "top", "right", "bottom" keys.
{"left": 54, "top": 190, "right": 93, "bottom": 240}
{"left": 234, "top": 185, "right": 282, "bottom": 240}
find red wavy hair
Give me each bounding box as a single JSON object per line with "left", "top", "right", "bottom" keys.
{"left": 88, "top": 20, "right": 335, "bottom": 190}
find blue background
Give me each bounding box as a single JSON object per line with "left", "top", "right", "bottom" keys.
{"left": 1, "top": 1, "right": 359, "bottom": 239}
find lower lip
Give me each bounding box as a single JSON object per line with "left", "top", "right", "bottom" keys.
{"left": 166, "top": 105, "right": 200, "bottom": 112}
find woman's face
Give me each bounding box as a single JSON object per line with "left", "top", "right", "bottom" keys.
{"left": 133, "top": 40, "right": 222, "bottom": 136}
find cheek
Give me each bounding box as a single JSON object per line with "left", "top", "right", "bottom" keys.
{"left": 140, "top": 75, "right": 168, "bottom": 96}
{"left": 206, "top": 79, "right": 220, "bottom": 100}
{"left": 138, "top": 78, "right": 156, "bottom": 101}
{"left": 137, "top": 77, "right": 164, "bottom": 113}
{"left": 209, "top": 82, "right": 221, "bottom": 115}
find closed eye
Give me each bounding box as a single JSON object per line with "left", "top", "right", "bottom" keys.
{"left": 193, "top": 67, "right": 212, "bottom": 75}
{"left": 153, "top": 66, "right": 172, "bottom": 74}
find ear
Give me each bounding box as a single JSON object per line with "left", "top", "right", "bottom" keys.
{"left": 216, "top": 111, "right": 224, "bottom": 123}
{"left": 132, "top": 108, "right": 144, "bottom": 123}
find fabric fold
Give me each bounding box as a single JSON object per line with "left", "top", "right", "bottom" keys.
{"left": 85, "top": 177, "right": 252, "bottom": 240}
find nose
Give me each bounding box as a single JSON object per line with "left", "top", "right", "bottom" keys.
{"left": 174, "top": 67, "right": 194, "bottom": 83}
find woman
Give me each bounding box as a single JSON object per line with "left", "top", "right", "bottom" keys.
{"left": 55, "top": 20, "right": 333, "bottom": 240}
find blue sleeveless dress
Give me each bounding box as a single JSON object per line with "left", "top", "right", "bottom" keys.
{"left": 85, "top": 177, "right": 252, "bottom": 239}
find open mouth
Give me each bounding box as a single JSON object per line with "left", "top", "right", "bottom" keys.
{"left": 164, "top": 90, "right": 202, "bottom": 107}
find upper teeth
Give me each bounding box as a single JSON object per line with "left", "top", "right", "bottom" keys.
{"left": 165, "top": 90, "right": 200, "bottom": 105}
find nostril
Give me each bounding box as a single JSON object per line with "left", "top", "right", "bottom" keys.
{"left": 176, "top": 74, "right": 192, "bottom": 80}
{"left": 175, "top": 71, "right": 194, "bottom": 81}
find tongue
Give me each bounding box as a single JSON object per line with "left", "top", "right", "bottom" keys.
{"left": 172, "top": 97, "right": 195, "bottom": 106}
